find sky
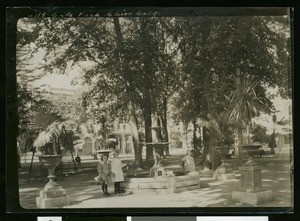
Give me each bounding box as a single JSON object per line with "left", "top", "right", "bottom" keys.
{"left": 32, "top": 72, "right": 81, "bottom": 90}
{"left": 254, "top": 96, "right": 292, "bottom": 135}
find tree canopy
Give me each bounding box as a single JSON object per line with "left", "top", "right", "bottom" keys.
{"left": 16, "top": 14, "right": 291, "bottom": 163}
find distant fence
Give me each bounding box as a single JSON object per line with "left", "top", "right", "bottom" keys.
{"left": 19, "top": 158, "right": 133, "bottom": 182}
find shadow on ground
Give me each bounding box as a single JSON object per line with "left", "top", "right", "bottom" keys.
{"left": 18, "top": 153, "right": 293, "bottom": 209}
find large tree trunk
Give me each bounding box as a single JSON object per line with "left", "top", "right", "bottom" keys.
{"left": 207, "top": 115, "right": 221, "bottom": 170}
{"left": 235, "top": 65, "right": 244, "bottom": 161}
{"left": 128, "top": 102, "right": 143, "bottom": 168}
{"left": 245, "top": 123, "right": 251, "bottom": 144}
{"left": 113, "top": 17, "right": 145, "bottom": 165}
{"left": 100, "top": 119, "right": 107, "bottom": 150}
{"left": 238, "top": 127, "right": 244, "bottom": 162}
{"left": 27, "top": 148, "right": 36, "bottom": 182}
{"left": 161, "top": 97, "right": 170, "bottom": 156}
{"left": 140, "top": 20, "right": 154, "bottom": 162}
{"left": 152, "top": 113, "right": 163, "bottom": 143}
{"left": 192, "top": 118, "right": 197, "bottom": 150}
{"left": 202, "top": 127, "right": 211, "bottom": 170}
{"left": 143, "top": 89, "right": 153, "bottom": 162}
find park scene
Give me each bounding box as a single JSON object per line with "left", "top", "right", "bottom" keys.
{"left": 15, "top": 10, "right": 293, "bottom": 209}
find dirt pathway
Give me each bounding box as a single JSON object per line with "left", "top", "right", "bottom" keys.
{"left": 18, "top": 153, "right": 292, "bottom": 209}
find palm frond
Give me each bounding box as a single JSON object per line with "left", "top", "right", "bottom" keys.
{"left": 225, "top": 76, "right": 273, "bottom": 123}
{"left": 33, "top": 121, "right": 62, "bottom": 149}
{"left": 33, "top": 131, "right": 54, "bottom": 148}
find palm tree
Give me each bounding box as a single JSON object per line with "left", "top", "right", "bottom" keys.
{"left": 33, "top": 120, "right": 64, "bottom": 155}
{"left": 30, "top": 108, "right": 64, "bottom": 152}
{"left": 224, "top": 75, "right": 274, "bottom": 157}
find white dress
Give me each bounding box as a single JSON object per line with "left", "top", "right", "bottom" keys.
{"left": 110, "top": 158, "right": 125, "bottom": 182}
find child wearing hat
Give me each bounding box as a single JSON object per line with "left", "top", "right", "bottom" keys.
{"left": 96, "top": 154, "right": 112, "bottom": 195}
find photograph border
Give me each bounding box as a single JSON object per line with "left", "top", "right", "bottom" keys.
{"left": 5, "top": 6, "right": 295, "bottom": 216}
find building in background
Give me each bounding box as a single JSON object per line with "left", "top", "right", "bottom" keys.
{"left": 254, "top": 97, "right": 293, "bottom": 151}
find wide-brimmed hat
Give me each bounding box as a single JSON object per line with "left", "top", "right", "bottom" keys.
{"left": 113, "top": 151, "right": 119, "bottom": 156}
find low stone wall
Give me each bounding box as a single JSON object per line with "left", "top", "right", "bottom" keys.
{"left": 120, "top": 172, "right": 201, "bottom": 194}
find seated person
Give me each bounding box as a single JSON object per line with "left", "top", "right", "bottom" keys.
{"left": 181, "top": 150, "right": 196, "bottom": 174}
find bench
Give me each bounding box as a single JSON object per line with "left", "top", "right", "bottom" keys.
{"left": 215, "top": 147, "right": 235, "bottom": 159}
{"left": 240, "top": 144, "right": 264, "bottom": 158}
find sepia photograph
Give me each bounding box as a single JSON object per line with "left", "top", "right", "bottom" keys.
{"left": 10, "top": 7, "right": 293, "bottom": 211}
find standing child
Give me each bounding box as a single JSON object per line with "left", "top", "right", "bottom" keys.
{"left": 110, "top": 151, "right": 126, "bottom": 194}
{"left": 97, "top": 154, "right": 111, "bottom": 196}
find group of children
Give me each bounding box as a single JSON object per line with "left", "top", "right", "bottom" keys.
{"left": 96, "top": 149, "right": 196, "bottom": 196}
{"left": 96, "top": 151, "right": 126, "bottom": 196}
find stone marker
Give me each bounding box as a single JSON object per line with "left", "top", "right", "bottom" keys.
{"left": 232, "top": 158, "right": 272, "bottom": 206}
{"left": 213, "top": 160, "right": 236, "bottom": 181}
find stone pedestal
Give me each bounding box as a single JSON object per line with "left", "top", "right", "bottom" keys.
{"left": 231, "top": 158, "right": 272, "bottom": 205}
{"left": 149, "top": 151, "right": 166, "bottom": 177}
{"left": 213, "top": 161, "right": 236, "bottom": 180}
{"left": 232, "top": 189, "right": 273, "bottom": 206}
{"left": 36, "top": 155, "right": 70, "bottom": 208}
{"left": 36, "top": 186, "right": 70, "bottom": 208}
{"left": 240, "top": 158, "right": 262, "bottom": 191}
{"left": 150, "top": 163, "right": 167, "bottom": 177}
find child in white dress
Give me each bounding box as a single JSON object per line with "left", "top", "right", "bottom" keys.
{"left": 110, "top": 151, "right": 126, "bottom": 194}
